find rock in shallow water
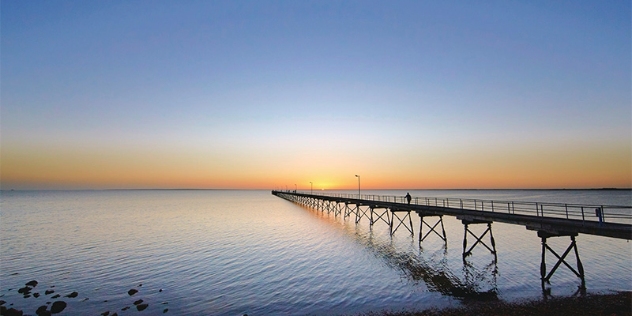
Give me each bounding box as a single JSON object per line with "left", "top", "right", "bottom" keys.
{"left": 136, "top": 303, "right": 148, "bottom": 311}
{"left": 17, "top": 287, "right": 31, "bottom": 294}
{"left": 127, "top": 289, "right": 138, "bottom": 296}
{"left": 1, "top": 306, "right": 24, "bottom": 316}
{"left": 50, "top": 301, "right": 66, "bottom": 314}
{"left": 25, "top": 281, "right": 38, "bottom": 287}
{"left": 35, "top": 305, "right": 50, "bottom": 316}
{"left": 65, "top": 292, "right": 78, "bottom": 298}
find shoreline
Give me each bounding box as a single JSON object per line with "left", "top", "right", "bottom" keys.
{"left": 361, "top": 291, "right": 631, "bottom": 316}
{"left": 2, "top": 283, "right": 630, "bottom": 315}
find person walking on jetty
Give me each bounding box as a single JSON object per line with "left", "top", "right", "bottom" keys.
{"left": 405, "top": 192, "right": 412, "bottom": 204}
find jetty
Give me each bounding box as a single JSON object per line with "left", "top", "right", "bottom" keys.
{"left": 272, "top": 190, "right": 632, "bottom": 293}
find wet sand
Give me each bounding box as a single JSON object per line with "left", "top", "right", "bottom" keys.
{"left": 362, "top": 291, "right": 631, "bottom": 316}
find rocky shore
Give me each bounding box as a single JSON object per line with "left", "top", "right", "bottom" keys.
{"left": 363, "top": 291, "right": 631, "bottom": 316}
{"left": 0, "top": 280, "right": 168, "bottom": 316}
{"left": 2, "top": 278, "right": 629, "bottom": 315}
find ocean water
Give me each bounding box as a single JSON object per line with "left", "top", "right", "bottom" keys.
{"left": 1, "top": 189, "right": 631, "bottom": 315}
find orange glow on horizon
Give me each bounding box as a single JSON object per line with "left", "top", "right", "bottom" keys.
{"left": 1, "top": 139, "right": 630, "bottom": 190}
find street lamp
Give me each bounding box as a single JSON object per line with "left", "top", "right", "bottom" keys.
{"left": 294, "top": 184, "right": 297, "bottom": 192}
{"left": 310, "top": 182, "right": 313, "bottom": 195}
{"left": 355, "top": 175, "right": 360, "bottom": 198}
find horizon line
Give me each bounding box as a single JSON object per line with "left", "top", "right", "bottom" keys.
{"left": 2, "top": 187, "right": 631, "bottom": 191}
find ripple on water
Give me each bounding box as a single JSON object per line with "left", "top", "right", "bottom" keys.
{"left": 1, "top": 190, "right": 630, "bottom": 315}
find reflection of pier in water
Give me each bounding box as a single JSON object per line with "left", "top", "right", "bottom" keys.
{"left": 356, "top": 228, "right": 498, "bottom": 301}
{"left": 273, "top": 191, "right": 632, "bottom": 294}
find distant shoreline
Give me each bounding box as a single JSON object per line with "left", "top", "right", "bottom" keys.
{"left": 3, "top": 188, "right": 631, "bottom": 192}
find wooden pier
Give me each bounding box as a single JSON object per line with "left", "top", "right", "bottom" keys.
{"left": 272, "top": 190, "right": 632, "bottom": 293}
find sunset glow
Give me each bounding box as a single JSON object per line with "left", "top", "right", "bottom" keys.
{"left": 1, "top": 1, "right": 630, "bottom": 190}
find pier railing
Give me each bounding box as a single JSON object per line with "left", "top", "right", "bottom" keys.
{"left": 293, "top": 191, "right": 632, "bottom": 225}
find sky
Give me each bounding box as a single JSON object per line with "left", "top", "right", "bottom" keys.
{"left": 1, "top": 0, "right": 630, "bottom": 190}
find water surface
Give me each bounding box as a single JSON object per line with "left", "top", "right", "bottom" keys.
{"left": 1, "top": 190, "right": 630, "bottom": 315}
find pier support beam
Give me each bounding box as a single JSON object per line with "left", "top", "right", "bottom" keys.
{"left": 462, "top": 220, "right": 497, "bottom": 260}
{"left": 356, "top": 205, "right": 369, "bottom": 224}
{"left": 538, "top": 231, "right": 585, "bottom": 293}
{"left": 419, "top": 215, "right": 447, "bottom": 245}
{"left": 344, "top": 202, "right": 354, "bottom": 219}
{"left": 334, "top": 202, "right": 344, "bottom": 217}
{"left": 370, "top": 206, "right": 391, "bottom": 227}
{"left": 390, "top": 209, "right": 414, "bottom": 236}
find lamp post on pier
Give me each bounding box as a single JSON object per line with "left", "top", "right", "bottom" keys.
{"left": 355, "top": 175, "right": 360, "bottom": 199}
{"left": 310, "top": 182, "right": 313, "bottom": 195}
{"left": 294, "top": 184, "right": 297, "bottom": 192}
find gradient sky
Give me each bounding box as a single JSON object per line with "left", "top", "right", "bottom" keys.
{"left": 2, "top": 0, "right": 631, "bottom": 190}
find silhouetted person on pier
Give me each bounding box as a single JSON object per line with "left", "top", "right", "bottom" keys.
{"left": 405, "top": 192, "right": 411, "bottom": 204}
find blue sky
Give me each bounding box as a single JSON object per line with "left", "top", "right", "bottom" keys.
{"left": 2, "top": 1, "right": 630, "bottom": 189}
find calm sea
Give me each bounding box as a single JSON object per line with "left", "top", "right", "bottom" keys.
{"left": 1, "top": 189, "right": 631, "bottom": 315}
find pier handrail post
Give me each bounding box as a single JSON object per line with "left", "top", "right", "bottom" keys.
{"left": 565, "top": 204, "right": 568, "bottom": 219}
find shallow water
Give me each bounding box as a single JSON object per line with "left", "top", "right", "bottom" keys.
{"left": 1, "top": 190, "right": 630, "bottom": 315}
